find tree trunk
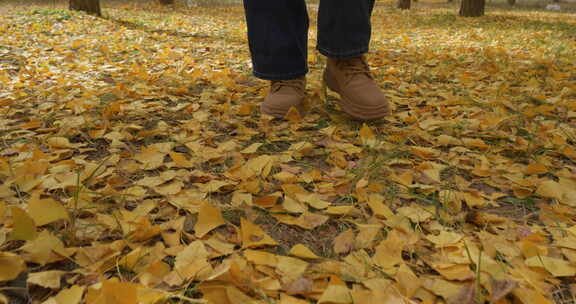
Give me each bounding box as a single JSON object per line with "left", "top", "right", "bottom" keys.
{"left": 159, "top": 0, "right": 174, "bottom": 5}
{"left": 398, "top": 0, "right": 411, "bottom": 9}
{"left": 69, "top": 0, "right": 101, "bottom": 16}
{"left": 507, "top": 0, "right": 515, "bottom": 5}
{"left": 459, "top": 0, "right": 485, "bottom": 17}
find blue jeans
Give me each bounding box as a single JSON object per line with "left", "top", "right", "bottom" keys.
{"left": 243, "top": 0, "right": 376, "bottom": 80}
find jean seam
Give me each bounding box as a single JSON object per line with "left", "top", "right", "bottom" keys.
{"left": 317, "top": 45, "right": 369, "bottom": 58}
{"left": 253, "top": 67, "right": 308, "bottom": 80}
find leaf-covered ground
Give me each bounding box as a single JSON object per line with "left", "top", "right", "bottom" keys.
{"left": 1, "top": 1, "right": 576, "bottom": 303}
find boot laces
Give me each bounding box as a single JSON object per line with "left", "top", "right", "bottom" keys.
{"left": 336, "top": 57, "right": 373, "bottom": 85}
{"left": 271, "top": 78, "right": 304, "bottom": 93}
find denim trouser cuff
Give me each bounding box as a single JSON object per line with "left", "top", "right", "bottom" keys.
{"left": 317, "top": 46, "right": 369, "bottom": 59}
{"left": 253, "top": 67, "right": 309, "bottom": 81}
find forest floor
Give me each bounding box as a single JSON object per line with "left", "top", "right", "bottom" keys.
{"left": 1, "top": 1, "right": 576, "bottom": 303}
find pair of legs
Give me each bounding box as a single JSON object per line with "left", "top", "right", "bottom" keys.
{"left": 243, "top": 0, "right": 375, "bottom": 80}
{"left": 242, "top": 0, "right": 389, "bottom": 120}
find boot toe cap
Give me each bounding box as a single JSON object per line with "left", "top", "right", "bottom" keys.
{"left": 261, "top": 94, "right": 305, "bottom": 118}
{"left": 339, "top": 93, "right": 390, "bottom": 120}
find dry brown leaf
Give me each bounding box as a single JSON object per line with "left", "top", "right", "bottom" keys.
{"left": 490, "top": 278, "right": 518, "bottom": 303}
{"left": 333, "top": 230, "right": 356, "bottom": 255}
{"left": 285, "top": 276, "right": 313, "bottom": 295}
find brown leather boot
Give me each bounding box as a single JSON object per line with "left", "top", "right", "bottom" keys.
{"left": 261, "top": 77, "right": 306, "bottom": 119}
{"left": 324, "top": 56, "right": 390, "bottom": 121}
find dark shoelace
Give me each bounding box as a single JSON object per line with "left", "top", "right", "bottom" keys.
{"left": 336, "top": 57, "right": 373, "bottom": 85}
{"left": 271, "top": 78, "right": 305, "bottom": 92}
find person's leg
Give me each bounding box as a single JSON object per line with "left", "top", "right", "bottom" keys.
{"left": 243, "top": 0, "right": 309, "bottom": 118}
{"left": 243, "top": 0, "right": 309, "bottom": 80}
{"left": 317, "top": 0, "right": 389, "bottom": 121}
{"left": 317, "top": 0, "right": 375, "bottom": 59}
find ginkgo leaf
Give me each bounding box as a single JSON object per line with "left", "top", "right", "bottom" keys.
{"left": 276, "top": 256, "right": 309, "bottom": 285}
{"left": 155, "top": 181, "right": 184, "bottom": 196}
{"left": 20, "top": 230, "right": 69, "bottom": 265}
{"left": 28, "top": 194, "right": 69, "bottom": 226}
{"left": 195, "top": 202, "right": 226, "bottom": 238}
{"left": 102, "top": 279, "right": 137, "bottom": 304}
{"left": 525, "top": 256, "right": 576, "bottom": 277}
{"left": 426, "top": 230, "right": 463, "bottom": 247}
{"left": 282, "top": 196, "right": 306, "bottom": 213}
{"left": 333, "top": 230, "right": 355, "bottom": 255}
{"left": 0, "top": 252, "right": 25, "bottom": 281}
{"left": 434, "top": 264, "right": 475, "bottom": 281}
{"left": 397, "top": 205, "right": 433, "bottom": 223}
{"left": 525, "top": 163, "right": 548, "bottom": 175}
{"left": 134, "top": 146, "right": 166, "bottom": 170}
{"left": 285, "top": 276, "right": 314, "bottom": 296}
{"left": 46, "top": 137, "right": 76, "bottom": 149}
{"left": 490, "top": 278, "right": 518, "bottom": 303}
{"left": 226, "top": 285, "right": 258, "bottom": 304}
{"left": 27, "top": 270, "right": 65, "bottom": 289}
{"left": 396, "top": 263, "right": 420, "bottom": 298}
{"left": 198, "top": 180, "right": 233, "bottom": 193}
{"left": 366, "top": 194, "right": 394, "bottom": 218}
{"left": 44, "top": 285, "right": 85, "bottom": 304}
{"left": 280, "top": 294, "right": 311, "bottom": 304}
{"left": 536, "top": 180, "right": 563, "bottom": 200}
{"left": 240, "top": 143, "right": 263, "bottom": 154}
{"left": 289, "top": 244, "right": 320, "bottom": 259}
{"left": 253, "top": 195, "right": 279, "bottom": 208}
{"left": 296, "top": 193, "right": 330, "bottom": 209}
{"left": 284, "top": 106, "right": 303, "bottom": 123}
{"left": 359, "top": 123, "right": 377, "bottom": 147}
{"left": 410, "top": 146, "right": 440, "bottom": 159}
{"left": 513, "top": 288, "right": 553, "bottom": 304}
{"left": 0, "top": 201, "right": 6, "bottom": 226}
{"left": 241, "top": 218, "right": 278, "bottom": 248}
{"left": 9, "top": 207, "right": 38, "bottom": 241}
{"left": 373, "top": 230, "right": 406, "bottom": 274}
{"left": 231, "top": 191, "right": 253, "bottom": 207}
{"left": 318, "top": 275, "right": 352, "bottom": 304}
{"left": 168, "top": 151, "right": 194, "bottom": 168}
{"left": 244, "top": 249, "right": 278, "bottom": 267}
{"left": 165, "top": 241, "right": 213, "bottom": 285}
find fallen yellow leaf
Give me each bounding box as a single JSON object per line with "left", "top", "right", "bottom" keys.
{"left": 27, "top": 270, "right": 65, "bottom": 289}
{"left": 9, "top": 206, "right": 38, "bottom": 241}
{"left": 28, "top": 194, "right": 69, "bottom": 226}
{"left": 46, "top": 137, "right": 76, "bottom": 149}
{"left": 195, "top": 202, "right": 226, "bottom": 238}
{"left": 44, "top": 285, "right": 85, "bottom": 304}
{"left": 426, "top": 230, "right": 463, "bottom": 247}
{"left": 524, "top": 256, "right": 576, "bottom": 277}
{"left": 0, "top": 252, "right": 26, "bottom": 281}
{"left": 241, "top": 218, "right": 278, "bottom": 248}
{"left": 289, "top": 244, "right": 320, "bottom": 259}
{"left": 318, "top": 275, "right": 352, "bottom": 304}
{"left": 525, "top": 163, "right": 548, "bottom": 175}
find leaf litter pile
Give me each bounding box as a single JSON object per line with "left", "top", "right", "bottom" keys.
{"left": 1, "top": 2, "right": 576, "bottom": 303}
